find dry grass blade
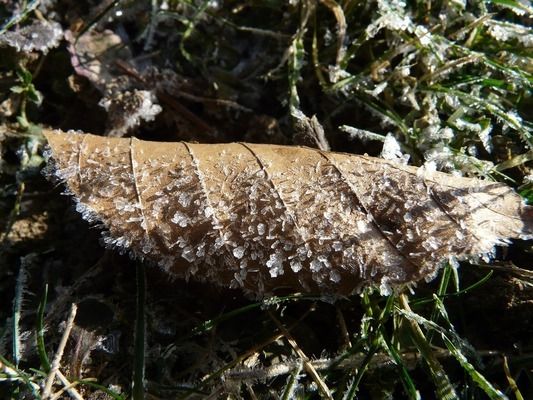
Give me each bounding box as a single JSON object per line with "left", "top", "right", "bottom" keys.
{"left": 43, "top": 129, "right": 532, "bottom": 297}
{"left": 267, "top": 310, "right": 333, "bottom": 399}
{"left": 42, "top": 303, "right": 78, "bottom": 400}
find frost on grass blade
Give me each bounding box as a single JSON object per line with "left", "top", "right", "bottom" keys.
{"left": 43, "top": 129, "right": 533, "bottom": 298}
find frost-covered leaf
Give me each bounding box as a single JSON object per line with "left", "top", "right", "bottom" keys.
{"left": 99, "top": 89, "right": 162, "bottom": 137}
{"left": 43, "top": 130, "right": 533, "bottom": 297}
{"left": 0, "top": 20, "right": 63, "bottom": 54}
{"left": 292, "top": 113, "right": 330, "bottom": 151}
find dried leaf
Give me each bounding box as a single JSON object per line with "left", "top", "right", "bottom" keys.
{"left": 98, "top": 89, "right": 162, "bottom": 137}
{"left": 65, "top": 29, "right": 130, "bottom": 88}
{"left": 43, "top": 130, "right": 533, "bottom": 297}
{"left": 0, "top": 20, "right": 63, "bottom": 54}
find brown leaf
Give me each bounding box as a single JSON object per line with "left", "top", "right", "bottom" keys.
{"left": 43, "top": 129, "right": 533, "bottom": 297}
{"left": 1, "top": 21, "right": 63, "bottom": 54}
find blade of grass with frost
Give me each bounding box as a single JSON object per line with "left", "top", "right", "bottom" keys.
{"left": 488, "top": 0, "right": 533, "bottom": 15}
{"left": 412, "top": 272, "right": 493, "bottom": 310}
{"left": 0, "top": 0, "right": 40, "bottom": 34}
{"left": 399, "top": 304, "right": 472, "bottom": 354}
{"left": 189, "top": 301, "right": 263, "bottom": 337}
{"left": 281, "top": 361, "right": 303, "bottom": 400}
{"left": 12, "top": 264, "right": 28, "bottom": 367}
{"left": 478, "top": 56, "right": 530, "bottom": 87}
{"left": 381, "top": 334, "right": 420, "bottom": 400}
{"left": 36, "top": 284, "right": 50, "bottom": 372}
{"left": 430, "top": 87, "right": 518, "bottom": 123}
{"left": 339, "top": 30, "right": 368, "bottom": 71}
{"left": 399, "top": 294, "right": 458, "bottom": 400}
{"left": 438, "top": 258, "right": 461, "bottom": 300}
{"left": 441, "top": 336, "right": 508, "bottom": 400}
{"left": 0, "top": 353, "right": 41, "bottom": 398}
{"left": 339, "top": 125, "right": 386, "bottom": 143}
{"left": 288, "top": 32, "right": 305, "bottom": 114}
{"left": 403, "top": 297, "right": 508, "bottom": 398}
{"left": 342, "top": 292, "right": 395, "bottom": 399}
{"left": 432, "top": 295, "right": 480, "bottom": 364}
{"left": 424, "top": 264, "right": 454, "bottom": 344}
{"left": 427, "top": 34, "right": 533, "bottom": 88}
{"left": 444, "top": 76, "right": 509, "bottom": 89}
{"left": 347, "top": 92, "right": 411, "bottom": 138}
{"left": 342, "top": 342, "right": 380, "bottom": 400}
{"left": 426, "top": 86, "right": 532, "bottom": 146}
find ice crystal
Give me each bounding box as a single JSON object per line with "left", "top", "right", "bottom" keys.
{"left": 181, "top": 246, "right": 196, "bottom": 263}
{"left": 381, "top": 134, "right": 409, "bottom": 165}
{"left": 310, "top": 259, "right": 323, "bottom": 272}
{"left": 257, "top": 223, "right": 266, "bottom": 235}
{"left": 289, "top": 259, "right": 303, "bottom": 273}
{"left": 266, "top": 253, "right": 284, "bottom": 277}
{"left": 171, "top": 211, "right": 189, "bottom": 227}
{"left": 233, "top": 246, "right": 245, "bottom": 259}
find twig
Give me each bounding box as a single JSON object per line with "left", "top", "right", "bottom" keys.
{"left": 194, "top": 303, "right": 316, "bottom": 394}
{"left": 267, "top": 310, "right": 333, "bottom": 400}
{"left": 226, "top": 346, "right": 483, "bottom": 381}
{"left": 42, "top": 303, "right": 78, "bottom": 399}
{"left": 50, "top": 370, "right": 84, "bottom": 400}
{"left": 336, "top": 304, "right": 352, "bottom": 350}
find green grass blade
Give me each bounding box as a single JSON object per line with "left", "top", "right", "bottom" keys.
{"left": 132, "top": 262, "right": 146, "bottom": 400}
{"left": 399, "top": 295, "right": 458, "bottom": 400}
{"left": 36, "top": 284, "right": 50, "bottom": 372}
{"left": 381, "top": 335, "right": 421, "bottom": 400}
{"left": 441, "top": 335, "right": 508, "bottom": 399}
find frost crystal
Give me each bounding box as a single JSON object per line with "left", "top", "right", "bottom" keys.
{"left": 381, "top": 134, "right": 409, "bottom": 165}
{"left": 287, "top": 259, "right": 300, "bottom": 273}
{"left": 181, "top": 246, "right": 196, "bottom": 263}
{"left": 171, "top": 211, "right": 189, "bottom": 227}
{"left": 178, "top": 192, "right": 192, "bottom": 207}
{"left": 266, "top": 253, "right": 284, "bottom": 277}
{"left": 233, "top": 246, "right": 245, "bottom": 259}
{"left": 310, "top": 259, "right": 323, "bottom": 272}
{"left": 329, "top": 270, "right": 341, "bottom": 283}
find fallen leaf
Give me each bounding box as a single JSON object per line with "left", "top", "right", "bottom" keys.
{"left": 43, "top": 129, "right": 533, "bottom": 297}
{"left": 0, "top": 20, "right": 63, "bottom": 54}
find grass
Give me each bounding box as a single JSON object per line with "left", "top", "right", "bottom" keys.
{"left": 1, "top": 0, "right": 532, "bottom": 398}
